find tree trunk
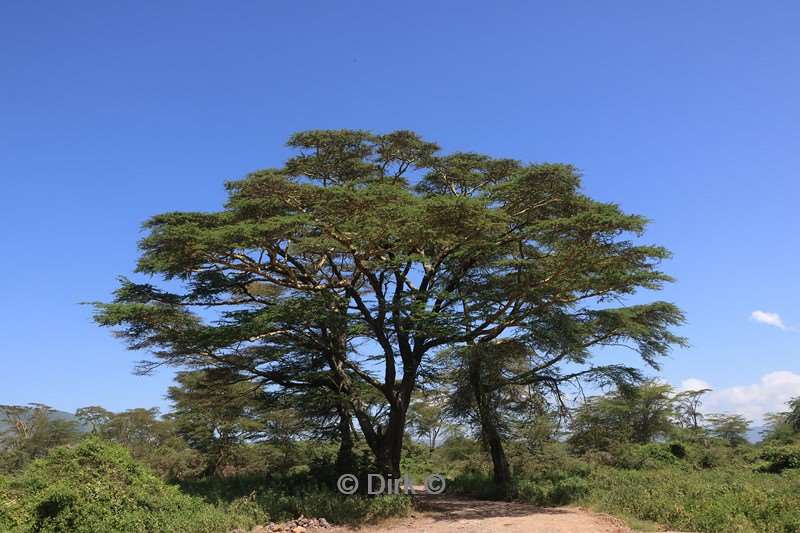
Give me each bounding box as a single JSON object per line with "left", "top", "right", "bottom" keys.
{"left": 483, "top": 422, "right": 513, "bottom": 499}
{"left": 469, "top": 353, "right": 514, "bottom": 499}
{"left": 372, "top": 404, "right": 405, "bottom": 478}
{"left": 325, "top": 317, "right": 416, "bottom": 480}
{"left": 335, "top": 403, "right": 356, "bottom": 476}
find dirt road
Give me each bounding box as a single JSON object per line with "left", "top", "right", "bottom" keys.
{"left": 327, "top": 496, "right": 656, "bottom": 533}
{"left": 254, "top": 492, "right": 689, "bottom": 533}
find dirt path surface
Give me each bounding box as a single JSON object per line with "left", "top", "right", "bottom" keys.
{"left": 325, "top": 495, "right": 657, "bottom": 533}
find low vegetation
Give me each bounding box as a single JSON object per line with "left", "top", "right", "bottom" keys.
{"left": 588, "top": 464, "right": 800, "bottom": 533}
{"left": 445, "top": 440, "right": 800, "bottom": 532}
{"left": 0, "top": 439, "right": 245, "bottom": 533}
{"left": 0, "top": 438, "right": 410, "bottom": 532}
{"left": 2, "top": 383, "right": 800, "bottom": 533}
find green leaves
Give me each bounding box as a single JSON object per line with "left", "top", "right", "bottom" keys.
{"left": 95, "top": 129, "right": 687, "bottom": 474}
{"left": 286, "top": 130, "right": 380, "bottom": 185}
{"left": 568, "top": 381, "right": 678, "bottom": 451}
{"left": 706, "top": 414, "right": 752, "bottom": 447}
{"left": 1, "top": 439, "right": 240, "bottom": 532}
{"left": 417, "top": 152, "right": 521, "bottom": 196}
{"left": 580, "top": 303, "right": 688, "bottom": 368}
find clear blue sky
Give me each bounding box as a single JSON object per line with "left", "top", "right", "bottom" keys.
{"left": 1, "top": 1, "right": 798, "bottom": 420}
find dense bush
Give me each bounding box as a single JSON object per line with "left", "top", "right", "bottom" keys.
{"left": 446, "top": 438, "right": 800, "bottom": 533}
{"left": 612, "top": 443, "right": 682, "bottom": 469}
{"left": 1, "top": 438, "right": 405, "bottom": 532}
{"left": 182, "top": 469, "right": 411, "bottom": 525}
{"left": 508, "top": 442, "right": 591, "bottom": 479}
{"left": 581, "top": 440, "right": 745, "bottom": 471}
{"left": 400, "top": 436, "right": 486, "bottom": 482}
{"left": 755, "top": 444, "right": 800, "bottom": 473}
{"left": 695, "top": 446, "right": 724, "bottom": 469}
{"left": 517, "top": 475, "right": 590, "bottom": 506}
{"left": 0, "top": 439, "right": 254, "bottom": 533}
{"left": 0, "top": 438, "right": 411, "bottom": 533}
{"left": 1, "top": 474, "right": 23, "bottom": 532}
{"left": 292, "top": 491, "right": 411, "bottom": 523}
{"left": 584, "top": 466, "right": 800, "bottom": 533}
{"left": 3, "top": 393, "right": 800, "bottom": 533}
{"left": 202, "top": 485, "right": 409, "bottom": 525}
{"left": 447, "top": 471, "right": 499, "bottom": 500}
{"left": 449, "top": 469, "right": 591, "bottom": 506}
{"left": 448, "top": 444, "right": 592, "bottom": 506}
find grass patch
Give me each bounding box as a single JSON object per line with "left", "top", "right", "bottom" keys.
{"left": 582, "top": 466, "right": 800, "bottom": 533}
{"left": 448, "top": 468, "right": 590, "bottom": 505}
{"left": 182, "top": 473, "right": 411, "bottom": 524}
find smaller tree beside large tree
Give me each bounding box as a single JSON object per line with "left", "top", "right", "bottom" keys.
{"left": 706, "top": 413, "right": 751, "bottom": 447}
{"left": 568, "top": 381, "right": 677, "bottom": 453}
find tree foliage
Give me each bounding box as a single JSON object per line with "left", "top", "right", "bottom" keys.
{"left": 167, "top": 369, "right": 267, "bottom": 476}
{"left": 0, "top": 404, "right": 80, "bottom": 472}
{"left": 568, "top": 382, "right": 677, "bottom": 453}
{"left": 93, "top": 129, "right": 685, "bottom": 476}
{"left": 674, "top": 388, "right": 711, "bottom": 436}
{"left": 705, "top": 414, "right": 751, "bottom": 448}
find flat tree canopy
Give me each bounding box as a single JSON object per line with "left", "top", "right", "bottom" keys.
{"left": 95, "top": 129, "right": 685, "bottom": 476}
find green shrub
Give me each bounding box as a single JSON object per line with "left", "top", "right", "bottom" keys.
{"left": 696, "top": 447, "right": 722, "bottom": 469}
{"left": 181, "top": 473, "right": 410, "bottom": 525}
{"left": 581, "top": 449, "right": 617, "bottom": 466}
{"left": 668, "top": 442, "right": 687, "bottom": 459}
{"left": 755, "top": 445, "right": 800, "bottom": 473}
{"left": 0, "top": 438, "right": 255, "bottom": 533}
{"left": 1, "top": 475, "right": 20, "bottom": 532}
{"left": 365, "top": 494, "right": 413, "bottom": 520}
{"left": 517, "top": 476, "right": 590, "bottom": 506}
{"left": 510, "top": 442, "right": 591, "bottom": 479}
{"left": 583, "top": 466, "right": 800, "bottom": 532}
{"left": 428, "top": 436, "right": 487, "bottom": 477}
{"left": 244, "top": 489, "right": 411, "bottom": 524}
{"left": 613, "top": 443, "right": 682, "bottom": 469}
{"left": 449, "top": 452, "right": 591, "bottom": 507}
{"left": 239, "top": 488, "right": 410, "bottom": 524}
{"left": 293, "top": 491, "right": 410, "bottom": 523}
{"left": 447, "top": 471, "right": 503, "bottom": 500}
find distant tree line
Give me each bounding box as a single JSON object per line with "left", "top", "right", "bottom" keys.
{"left": 3, "top": 387, "right": 798, "bottom": 479}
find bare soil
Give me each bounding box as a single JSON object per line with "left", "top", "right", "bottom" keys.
{"left": 325, "top": 494, "right": 687, "bottom": 533}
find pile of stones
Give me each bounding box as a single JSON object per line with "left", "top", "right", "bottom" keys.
{"left": 232, "top": 516, "right": 333, "bottom": 533}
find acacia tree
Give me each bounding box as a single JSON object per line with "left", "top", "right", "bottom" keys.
{"left": 0, "top": 404, "right": 80, "bottom": 471}
{"left": 706, "top": 413, "right": 751, "bottom": 447}
{"left": 94, "top": 129, "right": 683, "bottom": 476}
{"left": 762, "top": 397, "right": 800, "bottom": 443}
{"left": 167, "top": 368, "right": 267, "bottom": 476}
{"left": 447, "top": 337, "right": 678, "bottom": 496}
{"left": 674, "top": 388, "right": 711, "bottom": 437}
{"left": 568, "top": 381, "right": 678, "bottom": 453}
{"left": 445, "top": 342, "right": 543, "bottom": 496}
{"left": 786, "top": 396, "right": 800, "bottom": 432}
{"left": 75, "top": 406, "right": 113, "bottom": 433}
{"left": 408, "top": 388, "right": 450, "bottom": 453}
{"left": 101, "top": 408, "right": 173, "bottom": 455}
